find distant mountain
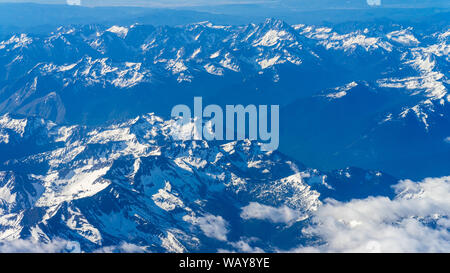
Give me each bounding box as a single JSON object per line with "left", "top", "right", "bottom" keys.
{"left": 0, "top": 3, "right": 242, "bottom": 39}
{"left": 0, "top": 19, "right": 448, "bottom": 178}
{"left": 0, "top": 3, "right": 449, "bottom": 39}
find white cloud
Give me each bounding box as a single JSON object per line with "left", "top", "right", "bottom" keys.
{"left": 94, "top": 242, "right": 147, "bottom": 253}
{"left": 0, "top": 238, "right": 150, "bottom": 253}
{"left": 444, "top": 137, "right": 450, "bottom": 143}
{"left": 229, "top": 238, "right": 264, "bottom": 253}
{"left": 218, "top": 238, "right": 265, "bottom": 253}
{"left": 240, "top": 202, "right": 304, "bottom": 224}
{"left": 67, "top": 0, "right": 81, "bottom": 6}
{"left": 293, "top": 176, "right": 450, "bottom": 253}
{"left": 184, "top": 214, "right": 229, "bottom": 241}
{"left": 0, "top": 239, "right": 79, "bottom": 253}
{"left": 367, "top": 0, "right": 381, "bottom": 6}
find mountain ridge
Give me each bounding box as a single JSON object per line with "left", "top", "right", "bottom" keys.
{"left": 0, "top": 19, "right": 448, "bottom": 178}
{"left": 0, "top": 112, "right": 398, "bottom": 252}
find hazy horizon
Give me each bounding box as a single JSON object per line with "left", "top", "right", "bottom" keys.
{"left": 0, "top": 0, "right": 448, "bottom": 8}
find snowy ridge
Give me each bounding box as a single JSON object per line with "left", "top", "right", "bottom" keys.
{"left": 0, "top": 20, "right": 448, "bottom": 131}
{"left": 0, "top": 113, "right": 396, "bottom": 252}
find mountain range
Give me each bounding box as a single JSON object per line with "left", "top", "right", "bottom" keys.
{"left": 0, "top": 112, "right": 399, "bottom": 252}
{"left": 0, "top": 18, "right": 449, "bottom": 178}
{"left": 0, "top": 14, "right": 449, "bottom": 252}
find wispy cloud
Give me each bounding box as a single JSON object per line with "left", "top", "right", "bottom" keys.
{"left": 94, "top": 242, "right": 147, "bottom": 253}
{"left": 0, "top": 238, "right": 78, "bottom": 253}
{"left": 67, "top": 0, "right": 81, "bottom": 6}
{"left": 367, "top": 0, "right": 381, "bottom": 6}
{"left": 184, "top": 214, "right": 229, "bottom": 241}
{"left": 292, "top": 176, "right": 450, "bottom": 253}
{"left": 241, "top": 202, "right": 305, "bottom": 224}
